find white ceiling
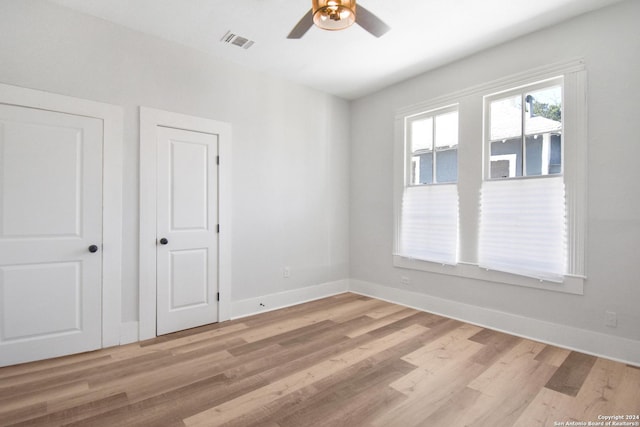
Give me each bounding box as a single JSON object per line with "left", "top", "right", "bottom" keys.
{"left": 46, "top": 0, "right": 624, "bottom": 99}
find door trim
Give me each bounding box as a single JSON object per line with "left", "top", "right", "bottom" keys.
{"left": 139, "top": 107, "right": 232, "bottom": 340}
{"left": 0, "top": 82, "right": 124, "bottom": 348}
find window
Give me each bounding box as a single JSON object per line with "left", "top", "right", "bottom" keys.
{"left": 480, "top": 78, "right": 567, "bottom": 282}
{"left": 397, "top": 106, "right": 459, "bottom": 265}
{"left": 394, "top": 60, "right": 586, "bottom": 294}
{"left": 487, "top": 80, "right": 563, "bottom": 179}
{"left": 408, "top": 107, "right": 459, "bottom": 184}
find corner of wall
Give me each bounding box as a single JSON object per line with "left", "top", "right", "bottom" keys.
{"left": 119, "top": 321, "right": 140, "bottom": 345}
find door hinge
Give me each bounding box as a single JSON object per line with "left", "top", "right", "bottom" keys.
{"left": 216, "top": 155, "right": 220, "bottom": 165}
{"left": 217, "top": 292, "right": 220, "bottom": 301}
{"left": 217, "top": 224, "right": 220, "bottom": 233}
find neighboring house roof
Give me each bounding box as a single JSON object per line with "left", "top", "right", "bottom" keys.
{"left": 490, "top": 100, "right": 561, "bottom": 141}
{"left": 411, "top": 112, "right": 459, "bottom": 152}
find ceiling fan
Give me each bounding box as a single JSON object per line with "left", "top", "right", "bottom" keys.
{"left": 288, "top": 0, "right": 390, "bottom": 39}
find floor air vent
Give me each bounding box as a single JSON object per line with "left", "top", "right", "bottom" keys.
{"left": 221, "top": 31, "right": 255, "bottom": 50}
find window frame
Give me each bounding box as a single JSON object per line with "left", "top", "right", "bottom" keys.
{"left": 393, "top": 59, "right": 587, "bottom": 295}
{"left": 406, "top": 104, "right": 459, "bottom": 186}
{"left": 484, "top": 77, "right": 564, "bottom": 181}
{"left": 398, "top": 104, "right": 460, "bottom": 265}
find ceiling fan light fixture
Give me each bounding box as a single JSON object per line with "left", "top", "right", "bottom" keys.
{"left": 312, "top": 0, "right": 356, "bottom": 31}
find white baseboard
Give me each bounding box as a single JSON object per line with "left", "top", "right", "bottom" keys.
{"left": 349, "top": 279, "right": 640, "bottom": 367}
{"left": 118, "top": 279, "right": 640, "bottom": 366}
{"left": 231, "top": 279, "right": 349, "bottom": 320}
{"left": 119, "top": 321, "right": 139, "bottom": 345}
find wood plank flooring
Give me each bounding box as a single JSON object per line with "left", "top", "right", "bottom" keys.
{"left": 1, "top": 293, "right": 639, "bottom": 427}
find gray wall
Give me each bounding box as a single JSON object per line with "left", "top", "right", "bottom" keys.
{"left": 350, "top": 0, "right": 640, "bottom": 343}
{"left": 0, "top": 0, "right": 350, "bottom": 323}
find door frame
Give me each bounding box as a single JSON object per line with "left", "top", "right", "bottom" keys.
{"left": 0, "top": 82, "right": 123, "bottom": 348}
{"left": 139, "top": 107, "right": 232, "bottom": 340}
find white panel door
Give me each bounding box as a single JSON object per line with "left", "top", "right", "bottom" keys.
{"left": 156, "top": 126, "right": 218, "bottom": 335}
{"left": 0, "top": 104, "right": 103, "bottom": 367}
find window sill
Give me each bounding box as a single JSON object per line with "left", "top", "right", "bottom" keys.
{"left": 393, "top": 255, "right": 585, "bottom": 295}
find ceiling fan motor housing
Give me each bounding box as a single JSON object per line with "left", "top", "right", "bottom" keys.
{"left": 312, "top": 0, "right": 356, "bottom": 30}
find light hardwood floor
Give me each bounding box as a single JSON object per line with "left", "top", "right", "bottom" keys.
{"left": 1, "top": 293, "right": 639, "bottom": 426}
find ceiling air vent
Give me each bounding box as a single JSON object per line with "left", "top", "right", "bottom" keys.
{"left": 221, "top": 31, "right": 255, "bottom": 50}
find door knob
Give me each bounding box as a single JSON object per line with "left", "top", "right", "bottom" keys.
{"left": 88, "top": 245, "right": 99, "bottom": 253}
{"left": 159, "top": 238, "right": 169, "bottom": 245}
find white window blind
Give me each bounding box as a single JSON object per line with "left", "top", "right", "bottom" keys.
{"left": 478, "top": 176, "right": 567, "bottom": 282}
{"left": 398, "top": 184, "right": 459, "bottom": 265}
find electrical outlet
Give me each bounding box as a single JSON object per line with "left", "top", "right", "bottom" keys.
{"left": 283, "top": 267, "right": 291, "bottom": 278}
{"left": 400, "top": 276, "right": 410, "bottom": 285}
{"left": 605, "top": 311, "right": 617, "bottom": 328}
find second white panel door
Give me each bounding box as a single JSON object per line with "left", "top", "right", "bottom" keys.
{"left": 156, "top": 126, "right": 218, "bottom": 335}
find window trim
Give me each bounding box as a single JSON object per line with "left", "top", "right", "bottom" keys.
{"left": 393, "top": 58, "right": 587, "bottom": 295}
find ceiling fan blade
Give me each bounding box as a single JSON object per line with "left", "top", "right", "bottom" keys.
{"left": 356, "top": 4, "right": 390, "bottom": 37}
{"left": 287, "top": 9, "right": 314, "bottom": 39}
